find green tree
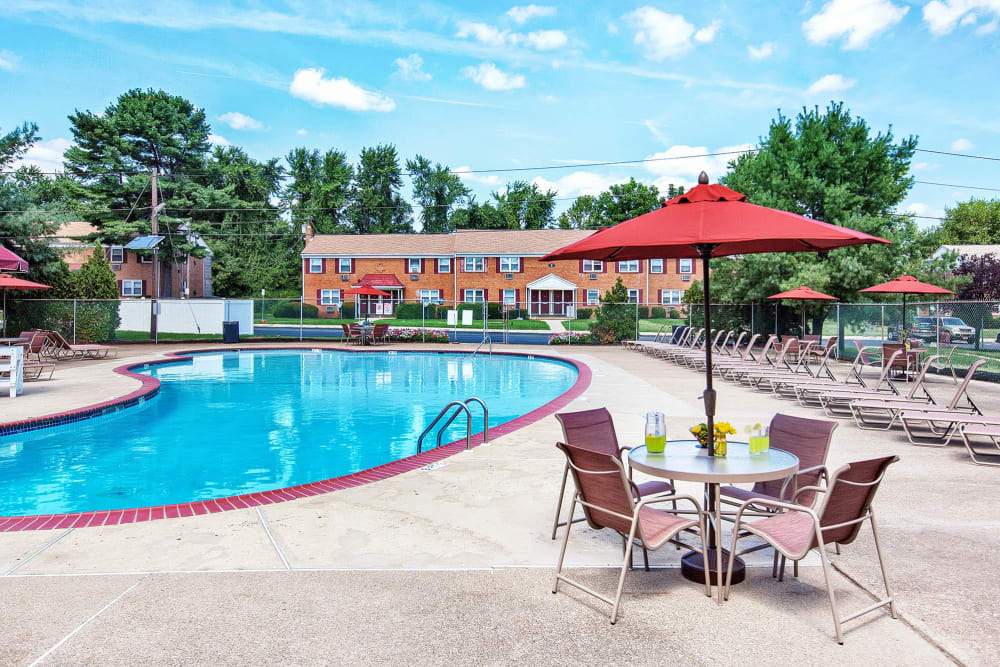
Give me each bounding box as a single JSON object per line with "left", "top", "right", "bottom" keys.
{"left": 451, "top": 198, "right": 508, "bottom": 230}
{"left": 405, "top": 155, "right": 471, "bottom": 233}
{"left": 73, "top": 244, "right": 119, "bottom": 298}
{"left": 681, "top": 279, "right": 703, "bottom": 305}
{"left": 558, "top": 178, "right": 673, "bottom": 229}
{"left": 938, "top": 198, "right": 1000, "bottom": 244}
{"left": 349, "top": 144, "right": 412, "bottom": 234}
{"left": 493, "top": 181, "right": 556, "bottom": 229}
{"left": 557, "top": 194, "right": 601, "bottom": 229}
{"left": 284, "top": 147, "right": 353, "bottom": 234}
{"left": 591, "top": 276, "right": 634, "bottom": 343}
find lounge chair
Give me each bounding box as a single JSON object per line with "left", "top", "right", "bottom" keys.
{"left": 881, "top": 343, "right": 914, "bottom": 379}
{"left": 959, "top": 424, "right": 1000, "bottom": 466}
{"left": 813, "top": 349, "right": 907, "bottom": 416}
{"left": 715, "top": 334, "right": 778, "bottom": 381}
{"left": 42, "top": 330, "right": 116, "bottom": 360}
{"left": 724, "top": 456, "right": 901, "bottom": 644}
{"left": 552, "top": 440, "right": 710, "bottom": 623}
{"left": 23, "top": 360, "right": 55, "bottom": 380}
{"left": 929, "top": 344, "right": 958, "bottom": 383}
{"left": 774, "top": 336, "right": 801, "bottom": 364}
{"left": 745, "top": 340, "right": 818, "bottom": 392}
{"left": 848, "top": 357, "right": 982, "bottom": 430}
{"left": 788, "top": 346, "right": 881, "bottom": 407}
{"left": 808, "top": 336, "right": 839, "bottom": 364}
{"left": 551, "top": 408, "right": 673, "bottom": 539}
{"left": 769, "top": 343, "right": 840, "bottom": 398}
{"left": 899, "top": 411, "right": 1000, "bottom": 447}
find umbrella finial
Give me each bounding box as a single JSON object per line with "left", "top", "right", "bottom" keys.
{"left": 698, "top": 171, "right": 709, "bottom": 185}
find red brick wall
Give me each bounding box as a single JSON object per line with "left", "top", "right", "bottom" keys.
{"left": 65, "top": 247, "right": 210, "bottom": 298}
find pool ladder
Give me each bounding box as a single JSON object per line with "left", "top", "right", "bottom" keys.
{"left": 417, "top": 397, "right": 489, "bottom": 453}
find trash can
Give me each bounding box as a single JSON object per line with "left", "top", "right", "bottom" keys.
{"left": 222, "top": 321, "right": 240, "bottom": 344}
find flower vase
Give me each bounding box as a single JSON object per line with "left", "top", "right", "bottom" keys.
{"left": 714, "top": 436, "right": 727, "bottom": 457}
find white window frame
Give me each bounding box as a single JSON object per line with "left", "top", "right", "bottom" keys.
{"left": 437, "top": 257, "right": 451, "bottom": 273}
{"left": 618, "top": 260, "right": 640, "bottom": 273}
{"left": 679, "top": 258, "right": 693, "bottom": 274}
{"left": 309, "top": 258, "right": 323, "bottom": 274}
{"left": 649, "top": 258, "right": 663, "bottom": 273}
{"left": 583, "top": 259, "right": 604, "bottom": 273}
{"left": 407, "top": 258, "right": 421, "bottom": 273}
{"left": 661, "top": 289, "right": 683, "bottom": 305}
{"left": 110, "top": 246, "right": 124, "bottom": 264}
{"left": 500, "top": 256, "right": 520, "bottom": 272}
{"left": 419, "top": 289, "right": 441, "bottom": 304}
{"left": 586, "top": 289, "right": 600, "bottom": 305}
{"left": 502, "top": 289, "right": 516, "bottom": 305}
{"left": 627, "top": 289, "right": 640, "bottom": 304}
{"left": 338, "top": 257, "right": 351, "bottom": 273}
{"left": 320, "top": 289, "right": 341, "bottom": 306}
{"left": 121, "top": 279, "right": 142, "bottom": 297}
{"left": 463, "top": 289, "right": 485, "bottom": 303}
{"left": 464, "top": 256, "right": 485, "bottom": 272}
{"left": 139, "top": 253, "right": 152, "bottom": 264}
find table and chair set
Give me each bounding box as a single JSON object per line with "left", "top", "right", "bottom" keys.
{"left": 550, "top": 408, "right": 899, "bottom": 644}
{"left": 339, "top": 322, "right": 389, "bottom": 346}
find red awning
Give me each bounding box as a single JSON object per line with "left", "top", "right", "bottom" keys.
{"left": 357, "top": 273, "right": 404, "bottom": 288}
{"left": 768, "top": 285, "right": 838, "bottom": 301}
{"left": 0, "top": 274, "right": 50, "bottom": 290}
{"left": 859, "top": 275, "right": 954, "bottom": 295}
{"left": 0, "top": 246, "right": 29, "bottom": 272}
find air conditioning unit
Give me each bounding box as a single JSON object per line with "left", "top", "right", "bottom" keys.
{"left": 589, "top": 273, "right": 597, "bottom": 280}
{"left": 683, "top": 275, "right": 691, "bottom": 282}
{"left": 111, "top": 264, "right": 121, "bottom": 271}
{"left": 325, "top": 306, "right": 336, "bottom": 313}
{"left": 410, "top": 274, "right": 419, "bottom": 281}
{"left": 505, "top": 273, "right": 513, "bottom": 280}
{"left": 341, "top": 274, "right": 350, "bottom": 281}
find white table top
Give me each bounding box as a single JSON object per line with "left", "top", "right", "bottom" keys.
{"left": 628, "top": 439, "right": 799, "bottom": 484}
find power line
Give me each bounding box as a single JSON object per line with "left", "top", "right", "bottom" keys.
{"left": 913, "top": 180, "right": 1000, "bottom": 193}
{"left": 914, "top": 148, "right": 1000, "bottom": 162}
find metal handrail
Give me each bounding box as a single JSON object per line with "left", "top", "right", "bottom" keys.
{"left": 464, "top": 396, "right": 489, "bottom": 444}
{"left": 471, "top": 335, "right": 492, "bottom": 357}
{"left": 416, "top": 396, "right": 490, "bottom": 453}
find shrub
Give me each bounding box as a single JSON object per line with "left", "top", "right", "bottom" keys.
{"left": 651, "top": 306, "right": 666, "bottom": 319}
{"left": 394, "top": 302, "right": 424, "bottom": 319}
{"left": 274, "top": 301, "right": 318, "bottom": 318}
{"left": 575, "top": 307, "right": 593, "bottom": 320}
{"left": 668, "top": 309, "right": 681, "bottom": 319}
{"left": 591, "top": 277, "right": 634, "bottom": 343}
{"left": 388, "top": 327, "right": 450, "bottom": 343}
{"left": 340, "top": 301, "right": 355, "bottom": 319}
{"left": 637, "top": 306, "right": 650, "bottom": 319}
{"left": 548, "top": 331, "right": 591, "bottom": 345}
{"left": 457, "top": 303, "right": 486, "bottom": 320}
{"left": 487, "top": 302, "right": 504, "bottom": 319}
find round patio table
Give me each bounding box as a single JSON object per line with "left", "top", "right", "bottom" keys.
{"left": 629, "top": 440, "right": 799, "bottom": 603}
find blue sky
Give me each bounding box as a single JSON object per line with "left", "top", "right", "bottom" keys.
{"left": 2, "top": 0, "right": 999, "bottom": 226}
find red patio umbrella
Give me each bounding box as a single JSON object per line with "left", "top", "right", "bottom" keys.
{"left": 858, "top": 275, "right": 953, "bottom": 334}
{"left": 344, "top": 285, "right": 391, "bottom": 320}
{"left": 0, "top": 274, "right": 51, "bottom": 336}
{"left": 767, "top": 285, "right": 838, "bottom": 338}
{"left": 0, "top": 246, "right": 29, "bottom": 272}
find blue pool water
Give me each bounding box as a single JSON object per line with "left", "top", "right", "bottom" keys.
{"left": 0, "top": 350, "right": 578, "bottom": 516}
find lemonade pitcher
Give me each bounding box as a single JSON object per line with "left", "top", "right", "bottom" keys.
{"left": 644, "top": 411, "right": 667, "bottom": 454}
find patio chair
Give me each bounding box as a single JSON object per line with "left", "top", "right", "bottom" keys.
{"left": 371, "top": 323, "right": 390, "bottom": 345}
{"left": 854, "top": 340, "right": 880, "bottom": 369}
{"left": 346, "top": 323, "right": 365, "bottom": 345}
{"left": 551, "top": 408, "right": 674, "bottom": 540}
{"left": 959, "top": 424, "right": 1000, "bottom": 466}
{"left": 775, "top": 336, "right": 800, "bottom": 364}
{"left": 724, "top": 455, "right": 900, "bottom": 644}
{"left": 808, "top": 336, "right": 838, "bottom": 363}
{"left": 42, "top": 330, "right": 116, "bottom": 360}
{"left": 720, "top": 414, "right": 837, "bottom": 513}
{"left": 552, "top": 440, "right": 711, "bottom": 623}
{"left": 881, "top": 343, "right": 913, "bottom": 379}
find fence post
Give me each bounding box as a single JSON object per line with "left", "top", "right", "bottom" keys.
{"left": 836, "top": 303, "right": 841, "bottom": 359}
{"left": 936, "top": 301, "right": 940, "bottom": 351}
{"left": 635, "top": 299, "right": 639, "bottom": 341}
{"left": 299, "top": 297, "right": 303, "bottom": 341}
{"left": 422, "top": 299, "right": 426, "bottom": 343}
{"left": 880, "top": 305, "right": 885, "bottom": 344}
{"left": 72, "top": 299, "right": 77, "bottom": 344}
{"left": 751, "top": 302, "right": 755, "bottom": 335}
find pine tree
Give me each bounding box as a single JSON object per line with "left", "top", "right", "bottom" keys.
{"left": 73, "top": 245, "right": 119, "bottom": 299}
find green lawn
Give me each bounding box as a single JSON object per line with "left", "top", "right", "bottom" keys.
{"left": 568, "top": 318, "right": 686, "bottom": 333}
{"left": 112, "top": 330, "right": 289, "bottom": 342}
{"left": 257, "top": 317, "right": 549, "bottom": 330}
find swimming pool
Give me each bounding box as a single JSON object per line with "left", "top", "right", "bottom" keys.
{"left": 0, "top": 349, "right": 581, "bottom": 517}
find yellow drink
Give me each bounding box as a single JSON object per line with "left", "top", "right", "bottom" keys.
{"left": 645, "top": 434, "right": 667, "bottom": 453}
{"left": 749, "top": 436, "right": 764, "bottom": 454}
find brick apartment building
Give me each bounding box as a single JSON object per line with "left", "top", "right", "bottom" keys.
{"left": 301, "top": 229, "right": 702, "bottom": 318}
{"left": 53, "top": 221, "right": 213, "bottom": 298}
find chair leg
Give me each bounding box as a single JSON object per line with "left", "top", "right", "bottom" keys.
{"left": 772, "top": 551, "right": 780, "bottom": 578}
{"left": 869, "top": 513, "right": 897, "bottom": 619}
{"left": 778, "top": 554, "right": 787, "bottom": 582}
{"left": 793, "top": 560, "right": 799, "bottom": 578}
{"left": 817, "top": 543, "right": 845, "bottom": 644}
{"left": 552, "top": 495, "right": 577, "bottom": 594}
{"left": 610, "top": 521, "right": 640, "bottom": 624}
{"left": 642, "top": 545, "right": 650, "bottom": 572}
{"left": 834, "top": 543, "right": 841, "bottom": 556}
{"left": 550, "top": 462, "right": 570, "bottom": 540}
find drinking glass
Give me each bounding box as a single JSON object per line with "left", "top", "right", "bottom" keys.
{"left": 644, "top": 411, "right": 667, "bottom": 454}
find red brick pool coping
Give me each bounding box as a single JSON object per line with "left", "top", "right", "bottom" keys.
{"left": 0, "top": 346, "right": 592, "bottom": 532}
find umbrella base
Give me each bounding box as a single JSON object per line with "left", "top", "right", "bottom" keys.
{"left": 681, "top": 549, "right": 745, "bottom": 586}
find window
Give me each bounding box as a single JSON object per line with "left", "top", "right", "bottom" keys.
{"left": 679, "top": 258, "right": 693, "bottom": 274}
{"left": 618, "top": 260, "right": 639, "bottom": 273}
{"left": 419, "top": 289, "right": 441, "bottom": 304}
{"left": 338, "top": 257, "right": 351, "bottom": 273}
{"left": 463, "top": 289, "right": 485, "bottom": 303}
{"left": 661, "top": 289, "right": 683, "bottom": 305}
{"left": 308, "top": 258, "right": 323, "bottom": 273}
{"left": 121, "top": 279, "right": 142, "bottom": 297}
{"left": 627, "top": 289, "right": 640, "bottom": 303}
{"left": 502, "top": 289, "right": 516, "bottom": 305}
{"left": 583, "top": 259, "right": 604, "bottom": 273}
{"left": 320, "top": 289, "right": 341, "bottom": 305}
{"left": 649, "top": 259, "right": 663, "bottom": 273}
{"left": 110, "top": 246, "right": 124, "bottom": 264}
{"left": 407, "top": 258, "right": 421, "bottom": 273}
{"left": 139, "top": 254, "right": 152, "bottom": 264}
{"left": 437, "top": 257, "right": 451, "bottom": 273}
{"left": 586, "top": 289, "right": 600, "bottom": 305}
{"left": 500, "top": 256, "right": 520, "bottom": 272}
{"left": 464, "top": 256, "right": 485, "bottom": 272}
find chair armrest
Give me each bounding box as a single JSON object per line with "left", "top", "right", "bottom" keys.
{"left": 777, "top": 464, "right": 829, "bottom": 501}
{"left": 637, "top": 492, "right": 704, "bottom": 516}
{"left": 732, "top": 496, "right": 818, "bottom": 527}
{"left": 791, "top": 485, "right": 827, "bottom": 503}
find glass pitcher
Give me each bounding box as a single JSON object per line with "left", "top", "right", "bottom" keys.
{"left": 644, "top": 411, "right": 667, "bottom": 454}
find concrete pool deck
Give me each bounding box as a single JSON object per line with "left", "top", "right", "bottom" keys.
{"left": 1, "top": 342, "right": 997, "bottom": 665}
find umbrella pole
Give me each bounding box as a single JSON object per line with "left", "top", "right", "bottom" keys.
{"left": 696, "top": 246, "right": 716, "bottom": 457}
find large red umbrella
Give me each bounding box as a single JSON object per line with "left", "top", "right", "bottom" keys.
{"left": 0, "top": 274, "right": 51, "bottom": 336}
{"left": 859, "top": 275, "right": 953, "bottom": 334}
{"left": 768, "top": 285, "right": 838, "bottom": 337}
{"left": 344, "top": 285, "right": 391, "bottom": 320}
{"left": 0, "top": 246, "right": 29, "bottom": 272}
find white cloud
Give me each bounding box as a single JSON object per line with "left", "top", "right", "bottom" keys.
{"left": 976, "top": 17, "right": 1000, "bottom": 33}
{"left": 523, "top": 29, "right": 568, "bottom": 50}
{"left": 913, "top": 161, "right": 938, "bottom": 170}
{"left": 0, "top": 49, "right": 21, "bottom": 71}
{"left": 289, "top": 68, "right": 395, "bottom": 112}
{"left": 747, "top": 42, "right": 777, "bottom": 59}
{"left": 296, "top": 128, "right": 308, "bottom": 136}
{"left": 803, "top": 0, "right": 909, "bottom": 49}
{"left": 625, "top": 7, "right": 716, "bottom": 60}
{"left": 454, "top": 166, "right": 501, "bottom": 187}
{"left": 506, "top": 5, "right": 557, "bottom": 24}
{"left": 806, "top": 73, "right": 857, "bottom": 94}
{"left": 217, "top": 111, "right": 264, "bottom": 130}
{"left": 393, "top": 53, "right": 431, "bottom": 81}
{"left": 539, "top": 93, "right": 557, "bottom": 103}
{"left": 456, "top": 21, "right": 510, "bottom": 46}
{"left": 951, "top": 137, "right": 975, "bottom": 151}
{"left": 460, "top": 62, "right": 526, "bottom": 90}
{"left": 924, "top": 0, "right": 1000, "bottom": 34}
{"left": 904, "top": 202, "right": 945, "bottom": 219}
{"left": 208, "top": 133, "right": 230, "bottom": 146}
{"left": 643, "top": 143, "right": 755, "bottom": 189}
{"left": 532, "top": 171, "right": 624, "bottom": 199}
{"left": 11, "top": 138, "right": 71, "bottom": 172}
{"left": 607, "top": 22, "right": 619, "bottom": 35}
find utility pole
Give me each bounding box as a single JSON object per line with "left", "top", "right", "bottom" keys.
{"left": 150, "top": 169, "right": 159, "bottom": 343}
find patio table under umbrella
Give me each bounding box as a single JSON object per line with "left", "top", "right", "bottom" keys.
{"left": 0, "top": 274, "right": 51, "bottom": 336}
{"left": 767, "top": 285, "right": 838, "bottom": 339}
{"left": 542, "top": 172, "right": 889, "bottom": 586}
{"left": 0, "top": 246, "right": 29, "bottom": 273}
{"left": 858, "top": 275, "right": 954, "bottom": 336}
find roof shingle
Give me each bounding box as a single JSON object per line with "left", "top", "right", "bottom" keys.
{"left": 302, "top": 228, "right": 594, "bottom": 257}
